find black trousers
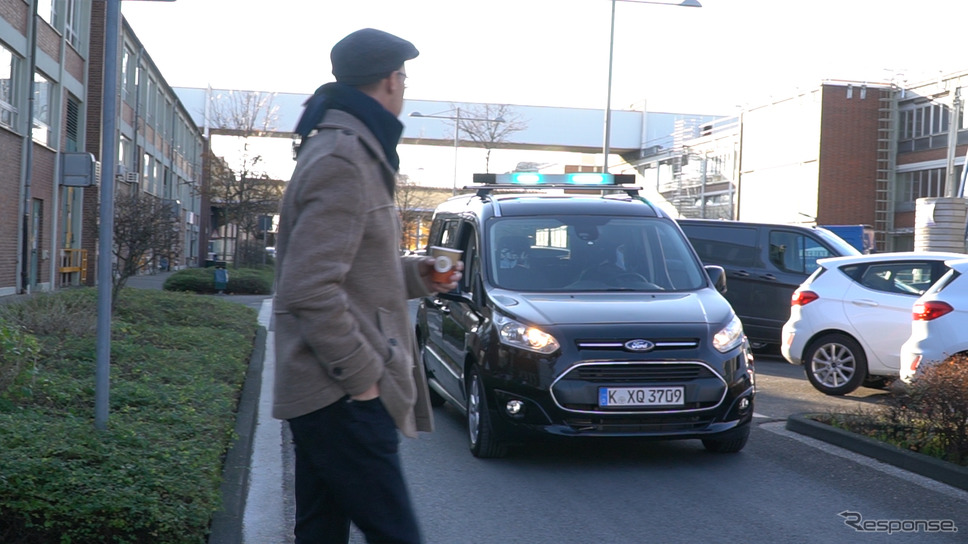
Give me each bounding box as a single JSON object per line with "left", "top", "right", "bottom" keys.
{"left": 288, "top": 397, "right": 421, "bottom": 544}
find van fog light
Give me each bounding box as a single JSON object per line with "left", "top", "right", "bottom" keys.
{"left": 506, "top": 400, "right": 525, "bottom": 416}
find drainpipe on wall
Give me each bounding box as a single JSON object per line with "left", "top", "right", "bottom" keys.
{"left": 19, "top": 0, "right": 40, "bottom": 294}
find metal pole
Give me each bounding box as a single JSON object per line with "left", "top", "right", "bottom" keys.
{"left": 946, "top": 89, "right": 962, "bottom": 198}
{"left": 95, "top": 0, "right": 121, "bottom": 430}
{"left": 603, "top": 0, "right": 617, "bottom": 173}
{"left": 452, "top": 107, "right": 460, "bottom": 195}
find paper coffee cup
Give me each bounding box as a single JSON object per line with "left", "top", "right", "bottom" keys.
{"left": 429, "top": 246, "right": 463, "bottom": 283}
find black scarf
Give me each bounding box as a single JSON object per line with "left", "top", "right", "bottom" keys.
{"left": 294, "top": 82, "right": 404, "bottom": 171}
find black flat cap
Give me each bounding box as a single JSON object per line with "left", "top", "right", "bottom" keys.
{"left": 331, "top": 28, "right": 419, "bottom": 86}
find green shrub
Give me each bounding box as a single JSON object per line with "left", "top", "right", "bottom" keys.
{"left": 822, "top": 354, "right": 968, "bottom": 467}
{"left": 163, "top": 267, "right": 274, "bottom": 295}
{"left": 0, "top": 322, "right": 40, "bottom": 401}
{"left": 0, "top": 289, "right": 258, "bottom": 543}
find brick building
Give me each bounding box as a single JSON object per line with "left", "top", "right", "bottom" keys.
{"left": 1, "top": 0, "right": 204, "bottom": 296}
{"left": 636, "top": 77, "right": 968, "bottom": 253}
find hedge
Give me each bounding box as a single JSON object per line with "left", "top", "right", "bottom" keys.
{"left": 0, "top": 288, "right": 259, "bottom": 543}
{"left": 163, "top": 267, "right": 274, "bottom": 295}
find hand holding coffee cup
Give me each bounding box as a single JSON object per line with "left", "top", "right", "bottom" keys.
{"left": 429, "top": 246, "right": 463, "bottom": 284}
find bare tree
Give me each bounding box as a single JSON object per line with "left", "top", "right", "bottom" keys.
{"left": 451, "top": 104, "right": 527, "bottom": 172}
{"left": 112, "top": 191, "right": 182, "bottom": 301}
{"left": 205, "top": 91, "right": 286, "bottom": 264}
{"left": 207, "top": 90, "right": 280, "bottom": 137}
{"left": 395, "top": 175, "right": 437, "bottom": 250}
{"left": 205, "top": 147, "right": 285, "bottom": 264}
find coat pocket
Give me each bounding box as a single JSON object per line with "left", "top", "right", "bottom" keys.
{"left": 376, "top": 308, "right": 417, "bottom": 428}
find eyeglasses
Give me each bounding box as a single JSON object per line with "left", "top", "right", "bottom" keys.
{"left": 395, "top": 71, "right": 408, "bottom": 89}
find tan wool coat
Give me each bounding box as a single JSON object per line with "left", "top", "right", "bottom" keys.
{"left": 272, "top": 109, "right": 434, "bottom": 437}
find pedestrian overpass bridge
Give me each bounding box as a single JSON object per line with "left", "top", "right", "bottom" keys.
{"left": 175, "top": 88, "right": 721, "bottom": 162}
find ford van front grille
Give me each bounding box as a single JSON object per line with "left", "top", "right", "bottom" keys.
{"left": 576, "top": 338, "right": 699, "bottom": 351}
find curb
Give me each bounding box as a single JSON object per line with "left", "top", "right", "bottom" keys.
{"left": 208, "top": 326, "right": 267, "bottom": 543}
{"left": 786, "top": 413, "right": 968, "bottom": 492}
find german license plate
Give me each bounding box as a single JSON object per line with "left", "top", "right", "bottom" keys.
{"left": 599, "top": 386, "right": 685, "bottom": 407}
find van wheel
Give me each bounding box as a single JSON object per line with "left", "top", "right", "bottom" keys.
{"left": 467, "top": 366, "right": 507, "bottom": 458}
{"left": 804, "top": 333, "right": 867, "bottom": 395}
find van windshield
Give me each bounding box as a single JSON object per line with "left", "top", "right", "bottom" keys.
{"left": 488, "top": 216, "right": 706, "bottom": 292}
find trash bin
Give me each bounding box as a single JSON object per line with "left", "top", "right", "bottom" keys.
{"left": 214, "top": 266, "right": 229, "bottom": 294}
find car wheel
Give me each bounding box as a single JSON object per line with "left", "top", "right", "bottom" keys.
{"left": 702, "top": 426, "right": 749, "bottom": 453}
{"left": 466, "top": 366, "right": 507, "bottom": 458}
{"left": 803, "top": 333, "right": 867, "bottom": 395}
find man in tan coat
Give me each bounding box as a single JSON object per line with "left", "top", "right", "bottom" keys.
{"left": 273, "top": 28, "right": 459, "bottom": 544}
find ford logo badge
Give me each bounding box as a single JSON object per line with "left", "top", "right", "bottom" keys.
{"left": 624, "top": 339, "right": 655, "bottom": 352}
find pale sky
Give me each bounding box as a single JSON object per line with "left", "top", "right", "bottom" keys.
{"left": 121, "top": 0, "right": 968, "bottom": 186}
{"left": 122, "top": 0, "right": 968, "bottom": 114}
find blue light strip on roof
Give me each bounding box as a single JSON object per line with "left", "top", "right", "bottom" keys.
{"left": 473, "top": 173, "right": 634, "bottom": 185}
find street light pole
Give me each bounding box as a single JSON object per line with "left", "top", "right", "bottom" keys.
{"left": 452, "top": 107, "right": 461, "bottom": 195}
{"left": 602, "top": 0, "right": 701, "bottom": 173}
{"left": 410, "top": 108, "right": 504, "bottom": 195}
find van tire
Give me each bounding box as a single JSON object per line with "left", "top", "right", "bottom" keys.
{"left": 804, "top": 333, "right": 867, "bottom": 395}
{"left": 466, "top": 366, "right": 507, "bottom": 458}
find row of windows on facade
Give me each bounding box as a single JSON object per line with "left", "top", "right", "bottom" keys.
{"left": 2, "top": 39, "right": 199, "bottom": 199}
{"left": 1, "top": 47, "right": 72, "bottom": 150}
{"left": 899, "top": 101, "right": 965, "bottom": 140}
{"left": 119, "top": 46, "right": 193, "bottom": 143}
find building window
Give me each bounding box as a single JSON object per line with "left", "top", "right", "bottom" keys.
{"left": 897, "top": 167, "right": 950, "bottom": 204}
{"left": 65, "top": 0, "right": 80, "bottom": 48}
{"left": 0, "top": 44, "right": 18, "bottom": 129}
{"left": 122, "top": 47, "right": 138, "bottom": 104}
{"left": 38, "top": 0, "right": 55, "bottom": 24}
{"left": 65, "top": 95, "right": 80, "bottom": 152}
{"left": 146, "top": 77, "right": 156, "bottom": 125}
{"left": 33, "top": 72, "right": 52, "bottom": 146}
{"left": 119, "top": 134, "right": 133, "bottom": 170}
{"left": 143, "top": 152, "right": 151, "bottom": 190}
{"left": 899, "top": 102, "right": 962, "bottom": 141}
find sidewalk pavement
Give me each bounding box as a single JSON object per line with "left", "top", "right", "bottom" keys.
{"left": 125, "top": 271, "right": 294, "bottom": 543}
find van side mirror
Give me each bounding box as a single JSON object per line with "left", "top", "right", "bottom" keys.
{"left": 705, "top": 265, "right": 727, "bottom": 294}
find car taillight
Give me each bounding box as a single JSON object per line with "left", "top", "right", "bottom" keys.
{"left": 912, "top": 301, "right": 953, "bottom": 321}
{"left": 791, "top": 290, "right": 819, "bottom": 306}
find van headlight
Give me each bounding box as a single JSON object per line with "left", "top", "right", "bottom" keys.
{"left": 713, "top": 315, "right": 744, "bottom": 353}
{"left": 495, "top": 314, "right": 560, "bottom": 354}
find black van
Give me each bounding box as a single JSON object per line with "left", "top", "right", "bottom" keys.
{"left": 677, "top": 219, "right": 860, "bottom": 349}
{"left": 416, "top": 174, "right": 755, "bottom": 458}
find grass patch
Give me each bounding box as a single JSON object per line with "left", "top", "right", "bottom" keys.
{"left": 0, "top": 288, "right": 259, "bottom": 543}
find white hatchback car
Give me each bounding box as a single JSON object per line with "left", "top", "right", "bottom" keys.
{"left": 781, "top": 252, "right": 963, "bottom": 395}
{"left": 899, "top": 257, "right": 968, "bottom": 383}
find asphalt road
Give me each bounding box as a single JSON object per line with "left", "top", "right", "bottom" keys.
{"left": 357, "top": 304, "right": 968, "bottom": 543}
{"left": 386, "top": 354, "right": 967, "bottom": 543}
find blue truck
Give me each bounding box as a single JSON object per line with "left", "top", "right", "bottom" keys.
{"left": 821, "top": 225, "right": 875, "bottom": 254}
